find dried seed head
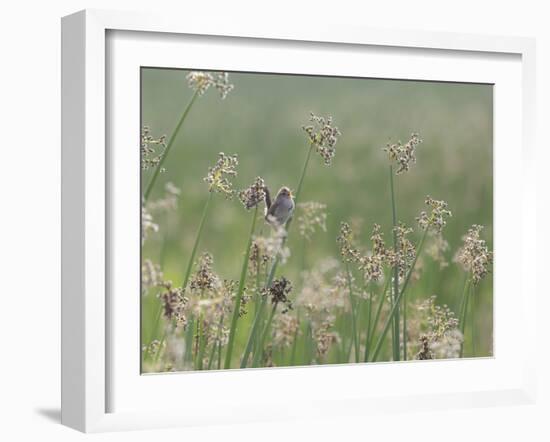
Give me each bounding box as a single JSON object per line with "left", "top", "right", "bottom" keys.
{"left": 315, "top": 319, "right": 339, "bottom": 360}
{"left": 160, "top": 282, "right": 189, "bottom": 329}
{"left": 416, "top": 196, "right": 452, "bottom": 233}
{"left": 426, "top": 233, "right": 450, "bottom": 269}
{"left": 384, "top": 133, "right": 422, "bottom": 174}
{"left": 249, "top": 224, "right": 290, "bottom": 269}
{"left": 141, "top": 259, "right": 164, "bottom": 294}
{"left": 410, "top": 295, "right": 462, "bottom": 360}
{"left": 455, "top": 224, "right": 493, "bottom": 286}
{"left": 357, "top": 224, "right": 390, "bottom": 283}
{"left": 386, "top": 223, "right": 416, "bottom": 280}
{"left": 296, "top": 201, "right": 327, "bottom": 240}
{"left": 189, "top": 252, "right": 219, "bottom": 292}
{"left": 302, "top": 113, "right": 341, "bottom": 166}
{"left": 297, "top": 258, "right": 346, "bottom": 319}
{"left": 141, "top": 126, "right": 167, "bottom": 171}
{"left": 272, "top": 314, "right": 300, "bottom": 348}
{"left": 238, "top": 176, "right": 266, "bottom": 209}
{"left": 141, "top": 205, "right": 158, "bottom": 245}
{"left": 203, "top": 152, "right": 239, "bottom": 197}
{"left": 263, "top": 277, "right": 293, "bottom": 313}
{"left": 147, "top": 182, "right": 181, "bottom": 212}
{"left": 337, "top": 222, "right": 361, "bottom": 262}
{"left": 186, "top": 71, "right": 234, "bottom": 99}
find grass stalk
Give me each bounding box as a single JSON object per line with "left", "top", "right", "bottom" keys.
{"left": 252, "top": 303, "right": 278, "bottom": 367}
{"left": 458, "top": 277, "right": 471, "bottom": 358}
{"left": 224, "top": 205, "right": 259, "bottom": 369}
{"left": 345, "top": 262, "right": 360, "bottom": 362}
{"left": 143, "top": 91, "right": 199, "bottom": 202}
{"left": 389, "top": 165, "right": 400, "bottom": 361}
{"left": 371, "top": 229, "right": 428, "bottom": 362}
{"left": 364, "top": 273, "right": 391, "bottom": 362}
{"left": 182, "top": 192, "right": 213, "bottom": 289}
{"left": 240, "top": 295, "right": 267, "bottom": 368}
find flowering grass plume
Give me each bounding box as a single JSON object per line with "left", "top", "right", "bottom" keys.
{"left": 238, "top": 176, "right": 266, "bottom": 209}
{"left": 186, "top": 71, "right": 234, "bottom": 99}
{"left": 141, "top": 205, "right": 158, "bottom": 244}
{"left": 302, "top": 113, "right": 341, "bottom": 165}
{"left": 455, "top": 224, "right": 493, "bottom": 285}
{"left": 384, "top": 133, "right": 422, "bottom": 174}
{"left": 416, "top": 196, "right": 452, "bottom": 233}
{"left": 410, "top": 296, "right": 462, "bottom": 360}
{"left": 203, "top": 152, "right": 239, "bottom": 197}
{"left": 387, "top": 223, "right": 416, "bottom": 280}
{"left": 296, "top": 201, "right": 327, "bottom": 240}
{"left": 336, "top": 222, "right": 361, "bottom": 262}
{"left": 263, "top": 277, "right": 293, "bottom": 314}
{"left": 272, "top": 314, "right": 300, "bottom": 348}
{"left": 160, "top": 282, "right": 189, "bottom": 330}
{"left": 147, "top": 182, "right": 181, "bottom": 212}
{"left": 141, "top": 126, "right": 166, "bottom": 171}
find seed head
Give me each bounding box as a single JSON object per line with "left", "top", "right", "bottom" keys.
{"left": 455, "top": 224, "right": 493, "bottom": 286}
{"left": 272, "top": 314, "right": 300, "bottom": 348}
{"left": 238, "top": 176, "right": 266, "bottom": 209}
{"left": 337, "top": 222, "right": 360, "bottom": 262}
{"left": 357, "top": 224, "right": 390, "bottom": 283}
{"left": 296, "top": 201, "right": 327, "bottom": 240}
{"left": 186, "top": 71, "right": 234, "bottom": 99}
{"left": 203, "top": 152, "right": 239, "bottom": 197}
{"left": 141, "top": 259, "right": 164, "bottom": 294}
{"left": 147, "top": 182, "right": 181, "bottom": 212}
{"left": 249, "top": 224, "right": 290, "bottom": 268}
{"left": 416, "top": 196, "right": 452, "bottom": 233}
{"left": 141, "top": 126, "right": 166, "bottom": 171}
{"left": 302, "top": 113, "right": 341, "bottom": 166}
{"left": 141, "top": 205, "right": 158, "bottom": 245}
{"left": 386, "top": 223, "right": 416, "bottom": 280}
{"left": 426, "top": 233, "right": 450, "bottom": 269}
{"left": 160, "top": 282, "right": 189, "bottom": 329}
{"left": 315, "top": 319, "right": 339, "bottom": 360}
{"left": 263, "top": 277, "right": 293, "bottom": 314}
{"left": 411, "top": 296, "right": 462, "bottom": 360}
{"left": 189, "top": 252, "right": 219, "bottom": 292}
{"left": 384, "top": 133, "right": 422, "bottom": 174}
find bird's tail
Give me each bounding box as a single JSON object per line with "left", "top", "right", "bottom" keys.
{"left": 264, "top": 185, "right": 272, "bottom": 210}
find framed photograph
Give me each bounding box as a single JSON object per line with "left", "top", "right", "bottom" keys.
{"left": 61, "top": 9, "right": 537, "bottom": 432}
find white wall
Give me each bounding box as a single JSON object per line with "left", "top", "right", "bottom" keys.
{"left": 0, "top": 1, "right": 547, "bottom": 440}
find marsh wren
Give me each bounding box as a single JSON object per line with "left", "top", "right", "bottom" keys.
{"left": 264, "top": 186, "right": 295, "bottom": 227}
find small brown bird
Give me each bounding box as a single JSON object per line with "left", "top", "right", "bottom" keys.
{"left": 264, "top": 186, "right": 295, "bottom": 227}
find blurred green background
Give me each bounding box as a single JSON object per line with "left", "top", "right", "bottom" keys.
{"left": 141, "top": 68, "right": 493, "bottom": 357}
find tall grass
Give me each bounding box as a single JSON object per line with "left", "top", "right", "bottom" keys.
{"left": 140, "top": 69, "right": 494, "bottom": 373}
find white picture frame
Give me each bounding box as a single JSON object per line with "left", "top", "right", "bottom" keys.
{"left": 61, "top": 9, "right": 537, "bottom": 433}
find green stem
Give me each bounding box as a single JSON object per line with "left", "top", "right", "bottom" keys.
{"left": 143, "top": 91, "right": 199, "bottom": 202}
{"left": 371, "top": 230, "right": 428, "bottom": 362}
{"left": 458, "top": 277, "right": 471, "bottom": 358}
{"left": 240, "top": 295, "right": 267, "bottom": 368}
{"left": 196, "top": 313, "right": 205, "bottom": 370}
{"left": 207, "top": 314, "right": 224, "bottom": 370}
{"left": 364, "top": 273, "right": 391, "bottom": 362}
{"left": 252, "top": 303, "right": 278, "bottom": 367}
{"left": 182, "top": 192, "right": 213, "bottom": 289}
{"left": 389, "top": 165, "right": 400, "bottom": 361}
{"left": 289, "top": 314, "right": 300, "bottom": 366}
{"left": 345, "top": 262, "right": 360, "bottom": 363}
{"left": 224, "top": 205, "right": 259, "bottom": 369}
{"left": 471, "top": 285, "right": 477, "bottom": 356}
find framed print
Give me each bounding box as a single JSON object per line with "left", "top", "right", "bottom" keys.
{"left": 61, "top": 9, "right": 537, "bottom": 432}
